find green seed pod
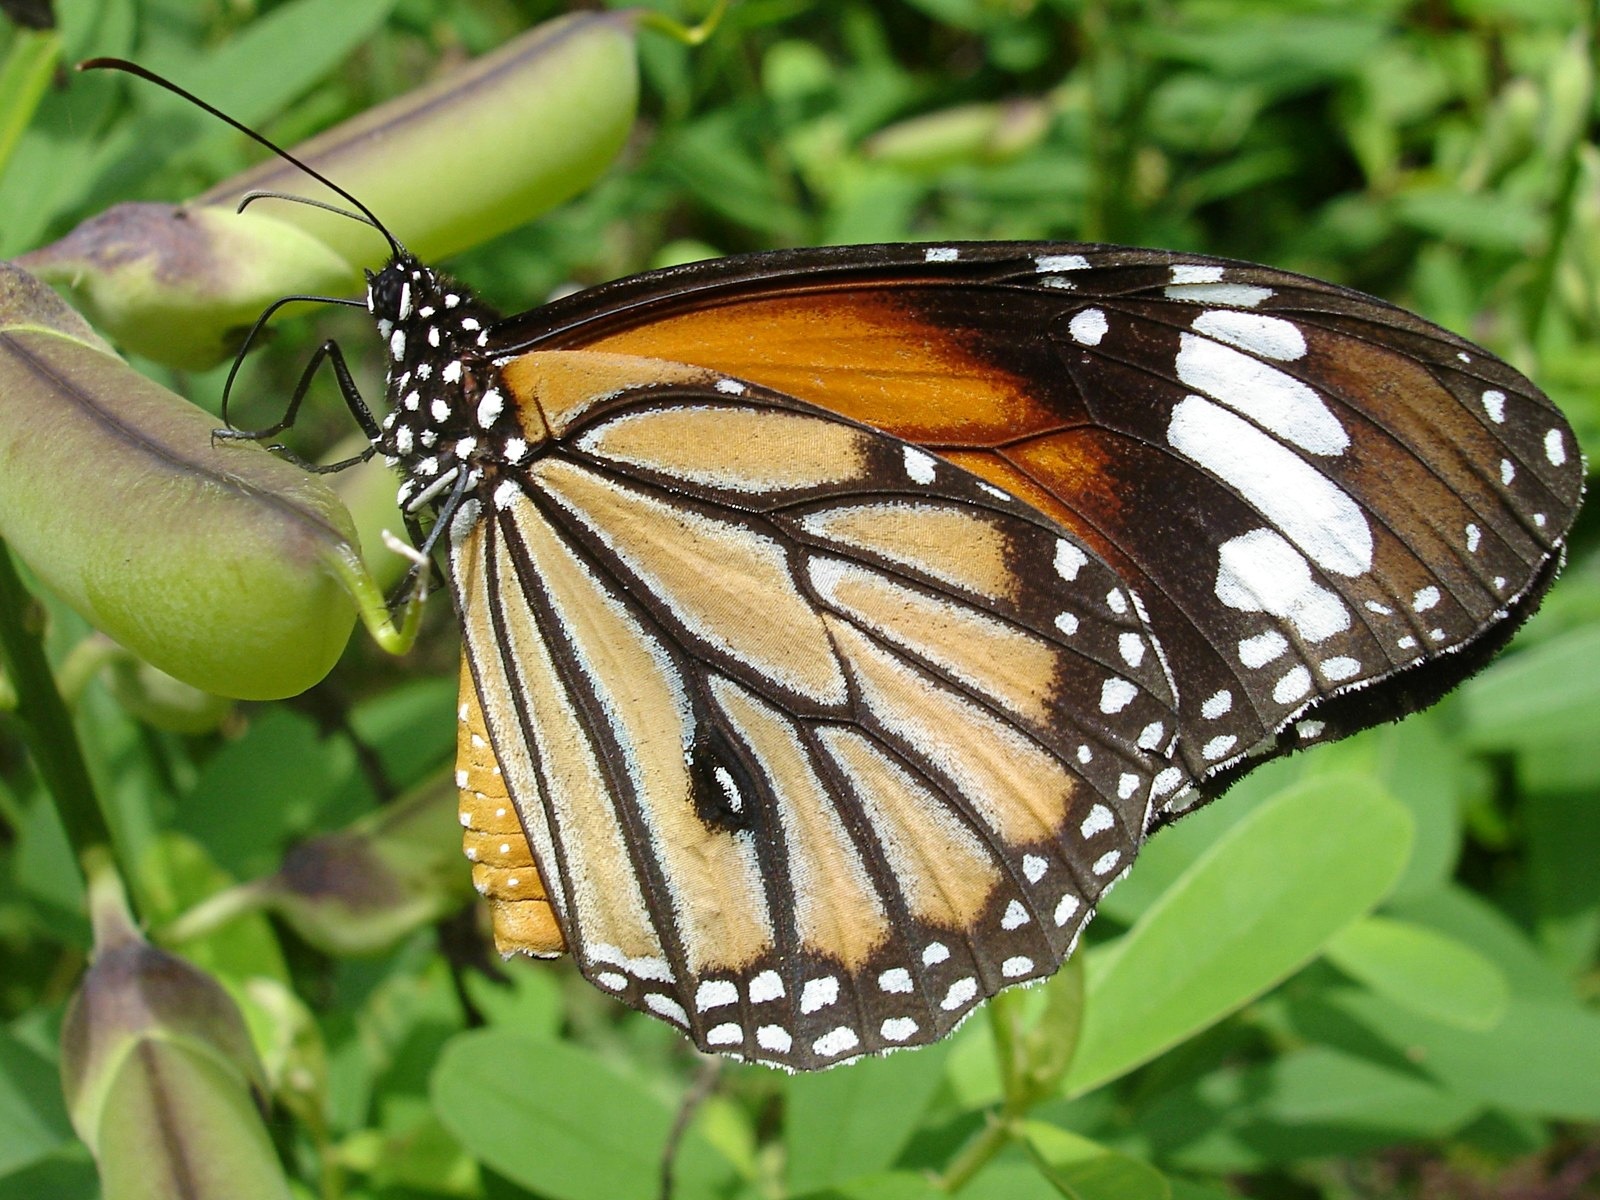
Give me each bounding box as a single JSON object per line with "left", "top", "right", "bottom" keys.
{"left": 18, "top": 12, "right": 637, "bottom": 371}
{"left": 260, "top": 775, "right": 471, "bottom": 955}
{"left": 17, "top": 203, "right": 353, "bottom": 370}
{"left": 0, "top": 261, "right": 360, "bottom": 700}
{"left": 60, "top": 853, "right": 289, "bottom": 1200}
{"left": 198, "top": 11, "right": 639, "bottom": 270}
{"left": 167, "top": 775, "right": 471, "bottom": 956}
{"left": 865, "top": 98, "right": 1051, "bottom": 172}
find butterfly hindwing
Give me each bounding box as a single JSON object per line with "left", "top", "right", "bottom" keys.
{"left": 449, "top": 351, "right": 1177, "bottom": 1068}
{"left": 490, "top": 243, "right": 1583, "bottom": 805}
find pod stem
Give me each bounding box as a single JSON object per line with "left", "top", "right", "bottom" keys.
{"left": 636, "top": 0, "right": 729, "bottom": 47}
{"left": 0, "top": 539, "right": 115, "bottom": 869}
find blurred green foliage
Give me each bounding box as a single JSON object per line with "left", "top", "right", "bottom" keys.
{"left": 1, "top": 1, "right": 1597, "bottom": 1198}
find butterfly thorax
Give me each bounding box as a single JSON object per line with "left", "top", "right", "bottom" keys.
{"left": 366, "top": 255, "right": 536, "bottom": 514}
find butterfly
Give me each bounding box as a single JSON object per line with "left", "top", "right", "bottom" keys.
{"left": 91, "top": 60, "right": 1585, "bottom": 1072}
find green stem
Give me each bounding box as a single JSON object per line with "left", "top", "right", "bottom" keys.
{"left": 0, "top": 539, "right": 113, "bottom": 868}
{"left": 934, "top": 1111, "right": 1017, "bottom": 1193}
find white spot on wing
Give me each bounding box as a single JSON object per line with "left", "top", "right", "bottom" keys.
{"left": 1191, "top": 310, "right": 1307, "bottom": 361}
{"left": 696, "top": 980, "right": 738, "bottom": 1011}
{"left": 1238, "top": 630, "right": 1288, "bottom": 667}
{"left": 879, "top": 968, "right": 912, "bottom": 993}
{"left": 1055, "top": 540, "right": 1088, "bottom": 581}
{"left": 924, "top": 246, "right": 959, "bottom": 262}
{"left": 1166, "top": 282, "right": 1274, "bottom": 306}
{"left": 1202, "top": 689, "right": 1232, "bottom": 718}
{"left": 800, "top": 976, "right": 839, "bottom": 1013}
{"left": 645, "top": 994, "right": 688, "bottom": 1026}
{"left": 881, "top": 1017, "right": 918, "bottom": 1041}
{"left": 749, "top": 971, "right": 784, "bottom": 1002}
{"left": 1002, "top": 956, "right": 1033, "bottom": 978}
{"left": 1273, "top": 665, "right": 1312, "bottom": 703}
{"left": 923, "top": 942, "right": 949, "bottom": 965}
{"left": 1100, "top": 678, "right": 1138, "bottom": 713}
{"left": 1069, "top": 308, "right": 1109, "bottom": 345}
{"left": 812, "top": 1030, "right": 864, "bottom": 1056}
{"left": 941, "top": 978, "right": 978, "bottom": 1010}
{"left": 1546, "top": 428, "right": 1567, "bottom": 466}
{"left": 1054, "top": 894, "right": 1081, "bottom": 925}
{"left": 1037, "top": 253, "right": 1090, "bottom": 272}
{"left": 1168, "top": 395, "right": 1373, "bottom": 576}
{"left": 1118, "top": 632, "right": 1147, "bottom": 668}
{"left": 1176, "top": 334, "right": 1346, "bottom": 454}
{"left": 1080, "top": 804, "right": 1114, "bottom": 838}
{"left": 1214, "top": 529, "right": 1349, "bottom": 642}
{"left": 1320, "top": 656, "right": 1360, "bottom": 680}
{"left": 1482, "top": 390, "right": 1506, "bottom": 422}
{"left": 1022, "top": 854, "right": 1048, "bottom": 882}
{"left": 903, "top": 446, "right": 938, "bottom": 484}
{"left": 1413, "top": 586, "right": 1440, "bottom": 613}
{"left": 1001, "top": 899, "right": 1030, "bottom": 929}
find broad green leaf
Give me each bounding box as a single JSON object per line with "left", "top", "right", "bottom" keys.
{"left": 1065, "top": 777, "right": 1412, "bottom": 1095}
{"left": 1324, "top": 916, "right": 1508, "bottom": 1031}
{"left": 795, "top": 1170, "right": 943, "bottom": 1199}
{"left": 961, "top": 1163, "right": 1072, "bottom": 1200}
{"left": 1390, "top": 886, "right": 1574, "bottom": 1001}
{"left": 1023, "top": 1123, "right": 1170, "bottom": 1200}
{"left": 786, "top": 1041, "right": 949, "bottom": 1193}
{"left": 430, "top": 1033, "right": 737, "bottom": 1200}
{"left": 1523, "top": 784, "right": 1600, "bottom": 973}
{"left": 1321, "top": 991, "right": 1600, "bottom": 1121}
{"left": 1457, "top": 625, "right": 1600, "bottom": 751}
{"left": 1128, "top": 1047, "right": 1479, "bottom": 1172}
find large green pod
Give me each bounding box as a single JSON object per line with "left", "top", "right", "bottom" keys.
{"left": 19, "top": 12, "right": 640, "bottom": 369}
{"left": 0, "top": 262, "right": 359, "bottom": 700}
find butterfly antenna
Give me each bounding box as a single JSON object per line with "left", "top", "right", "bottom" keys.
{"left": 78, "top": 57, "right": 404, "bottom": 260}
{"left": 237, "top": 189, "right": 375, "bottom": 227}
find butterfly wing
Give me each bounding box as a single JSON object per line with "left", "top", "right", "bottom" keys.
{"left": 449, "top": 350, "right": 1177, "bottom": 1068}
{"left": 491, "top": 244, "right": 1584, "bottom": 809}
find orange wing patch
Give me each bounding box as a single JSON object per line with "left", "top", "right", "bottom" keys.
{"left": 456, "top": 660, "right": 565, "bottom": 957}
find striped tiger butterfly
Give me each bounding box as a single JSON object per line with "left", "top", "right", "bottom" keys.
{"left": 93, "top": 60, "right": 1584, "bottom": 1072}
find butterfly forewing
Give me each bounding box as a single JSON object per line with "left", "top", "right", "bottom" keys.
{"left": 449, "top": 351, "right": 1177, "bottom": 1068}
{"left": 491, "top": 244, "right": 1584, "bottom": 804}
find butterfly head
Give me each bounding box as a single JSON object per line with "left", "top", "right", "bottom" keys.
{"left": 364, "top": 256, "right": 524, "bottom": 518}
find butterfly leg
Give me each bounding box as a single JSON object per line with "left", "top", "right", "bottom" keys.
{"left": 215, "top": 338, "right": 380, "bottom": 473}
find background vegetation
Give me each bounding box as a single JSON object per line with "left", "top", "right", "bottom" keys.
{"left": 1, "top": 1, "right": 1598, "bottom": 1198}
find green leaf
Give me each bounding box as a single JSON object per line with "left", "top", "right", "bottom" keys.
{"left": 430, "top": 1033, "right": 738, "bottom": 1200}
{"left": 1457, "top": 625, "right": 1600, "bottom": 751}
{"left": 1320, "top": 991, "right": 1600, "bottom": 1122}
{"left": 1129, "top": 1047, "right": 1480, "bottom": 1172}
{"left": 1023, "top": 1123, "right": 1170, "bottom": 1200}
{"left": 796, "top": 1170, "right": 944, "bottom": 1199}
{"left": 1065, "top": 776, "right": 1413, "bottom": 1095}
{"left": 0, "top": 1027, "right": 73, "bottom": 1177}
{"left": 961, "top": 1163, "right": 1074, "bottom": 1200}
{"left": 1324, "top": 916, "right": 1508, "bottom": 1031}
{"left": 785, "top": 1041, "right": 949, "bottom": 1193}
